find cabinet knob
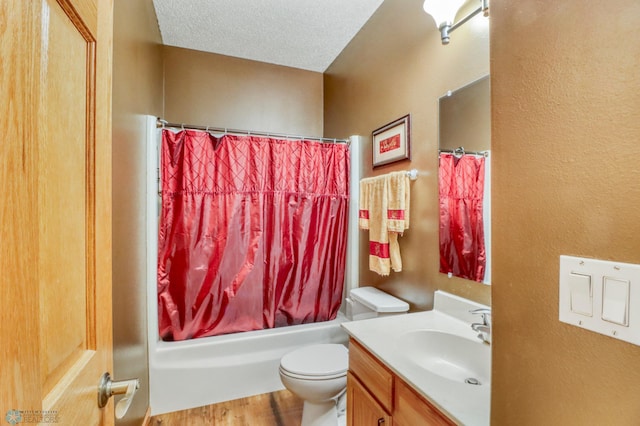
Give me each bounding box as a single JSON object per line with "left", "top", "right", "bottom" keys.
{"left": 378, "top": 418, "right": 385, "bottom": 425}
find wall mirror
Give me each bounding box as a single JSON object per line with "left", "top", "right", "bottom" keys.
{"left": 438, "top": 75, "right": 491, "bottom": 284}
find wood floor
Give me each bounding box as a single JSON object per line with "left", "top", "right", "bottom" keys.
{"left": 149, "top": 390, "right": 304, "bottom": 426}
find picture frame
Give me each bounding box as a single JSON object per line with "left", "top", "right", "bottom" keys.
{"left": 372, "top": 114, "right": 411, "bottom": 168}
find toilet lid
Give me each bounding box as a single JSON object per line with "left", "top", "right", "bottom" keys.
{"left": 280, "top": 344, "right": 348, "bottom": 377}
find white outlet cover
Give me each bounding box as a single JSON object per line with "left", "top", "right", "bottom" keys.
{"left": 559, "top": 255, "right": 639, "bottom": 347}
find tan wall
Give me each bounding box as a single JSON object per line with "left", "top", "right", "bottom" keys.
{"left": 163, "top": 46, "right": 324, "bottom": 136}
{"left": 112, "top": 0, "right": 163, "bottom": 424}
{"left": 491, "top": 0, "right": 640, "bottom": 423}
{"left": 324, "top": 0, "right": 491, "bottom": 309}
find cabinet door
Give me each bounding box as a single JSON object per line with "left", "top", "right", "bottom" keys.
{"left": 348, "top": 372, "right": 392, "bottom": 426}
{"left": 394, "top": 379, "right": 455, "bottom": 426}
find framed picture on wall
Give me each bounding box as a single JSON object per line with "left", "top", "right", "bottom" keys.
{"left": 372, "top": 114, "right": 411, "bottom": 168}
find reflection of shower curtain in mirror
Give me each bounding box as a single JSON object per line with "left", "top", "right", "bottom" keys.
{"left": 157, "top": 130, "right": 349, "bottom": 341}
{"left": 438, "top": 153, "right": 486, "bottom": 282}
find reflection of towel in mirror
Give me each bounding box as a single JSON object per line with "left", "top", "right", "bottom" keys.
{"left": 359, "top": 172, "right": 410, "bottom": 275}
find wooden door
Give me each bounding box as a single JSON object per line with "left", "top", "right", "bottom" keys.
{"left": 347, "top": 373, "right": 392, "bottom": 426}
{"left": 1, "top": 0, "right": 114, "bottom": 425}
{"left": 394, "top": 380, "right": 455, "bottom": 426}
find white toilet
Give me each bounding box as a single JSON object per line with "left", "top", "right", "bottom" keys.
{"left": 279, "top": 287, "right": 409, "bottom": 426}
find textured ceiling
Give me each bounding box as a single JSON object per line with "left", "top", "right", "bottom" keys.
{"left": 152, "top": 0, "right": 384, "bottom": 73}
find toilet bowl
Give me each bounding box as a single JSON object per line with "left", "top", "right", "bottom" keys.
{"left": 279, "top": 344, "right": 348, "bottom": 426}
{"left": 279, "top": 287, "right": 409, "bottom": 426}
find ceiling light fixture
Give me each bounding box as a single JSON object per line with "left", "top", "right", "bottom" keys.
{"left": 423, "top": 0, "right": 489, "bottom": 45}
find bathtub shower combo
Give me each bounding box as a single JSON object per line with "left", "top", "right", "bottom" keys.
{"left": 145, "top": 116, "right": 363, "bottom": 415}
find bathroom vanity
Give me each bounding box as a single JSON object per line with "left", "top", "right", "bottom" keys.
{"left": 347, "top": 338, "right": 454, "bottom": 425}
{"left": 342, "top": 291, "right": 491, "bottom": 426}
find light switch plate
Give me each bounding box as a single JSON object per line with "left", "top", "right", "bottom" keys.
{"left": 559, "top": 255, "right": 639, "bottom": 346}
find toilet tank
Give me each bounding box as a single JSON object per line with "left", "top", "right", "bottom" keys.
{"left": 346, "top": 287, "right": 409, "bottom": 321}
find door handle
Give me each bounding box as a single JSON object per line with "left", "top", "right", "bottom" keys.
{"left": 97, "top": 372, "right": 140, "bottom": 419}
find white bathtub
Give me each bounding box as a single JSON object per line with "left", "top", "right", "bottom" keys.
{"left": 148, "top": 314, "right": 349, "bottom": 415}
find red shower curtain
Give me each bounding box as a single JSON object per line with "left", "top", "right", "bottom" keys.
{"left": 158, "top": 130, "right": 350, "bottom": 341}
{"left": 438, "top": 153, "right": 486, "bottom": 282}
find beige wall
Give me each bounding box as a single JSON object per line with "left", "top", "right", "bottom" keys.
{"left": 324, "top": 0, "right": 491, "bottom": 309}
{"left": 112, "top": 0, "right": 163, "bottom": 424}
{"left": 491, "top": 0, "right": 640, "bottom": 423}
{"left": 163, "top": 46, "right": 324, "bottom": 136}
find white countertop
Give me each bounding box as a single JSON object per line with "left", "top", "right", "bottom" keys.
{"left": 342, "top": 291, "right": 490, "bottom": 426}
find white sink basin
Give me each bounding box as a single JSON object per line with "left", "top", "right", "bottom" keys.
{"left": 398, "top": 329, "right": 491, "bottom": 386}
{"left": 342, "top": 293, "right": 492, "bottom": 425}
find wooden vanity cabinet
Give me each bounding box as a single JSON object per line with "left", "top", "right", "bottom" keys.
{"left": 347, "top": 339, "right": 455, "bottom": 426}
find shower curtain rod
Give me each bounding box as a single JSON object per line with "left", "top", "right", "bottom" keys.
{"left": 157, "top": 118, "right": 350, "bottom": 144}
{"left": 439, "top": 147, "right": 489, "bottom": 158}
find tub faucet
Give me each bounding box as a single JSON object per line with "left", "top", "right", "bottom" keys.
{"left": 470, "top": 308, "right": 491, "bottom": 344}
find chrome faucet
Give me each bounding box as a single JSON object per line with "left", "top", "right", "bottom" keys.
{"left": 470, "top": 308, "right": 491, "bottom": 344}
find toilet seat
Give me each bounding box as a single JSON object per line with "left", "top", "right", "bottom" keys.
{"left": 279, "top": 367, "right": 346, "bottom": 381}
{"left": 280, "top": 344, "right": 348, "bottom": 379}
